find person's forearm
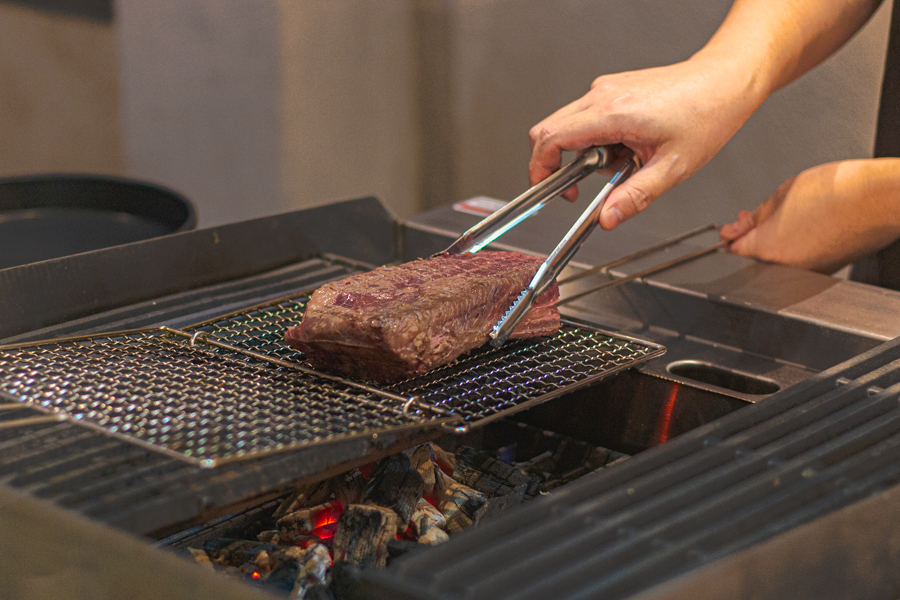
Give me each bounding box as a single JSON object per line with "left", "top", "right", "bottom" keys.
{"left": 695, "top": 0, "right": 883, "bottom": 100}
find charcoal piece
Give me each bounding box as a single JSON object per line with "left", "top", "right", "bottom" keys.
{"left": 334, "top": 469, "right": 366, "bottom": 508}
{"left": 435, "top": 469, "right": 488, "bottom": 534}
{"left": 205, "top": 540, "right": 279, "bottom": 568}
{"left": 417, "top": 527, "right": 449, "bottom": 546}
{"left": 289, "top": 544, "right": 331, "bottom": 599}
{"left": 302, "top": 583, "right": 336, "bottom": 600}
{"left": 410, "top": 498, "right": 446, "bottom": 539}
{"left": 409, "top": 444, "right": 436, "bottom": 496}
{"left": 481, "top": 482, "right": 529, "bottom": 520}
{"left": 328, "top": 562, "right": 363, "bottom": 600}
{"left": 516, "top": 449, "right": 555, "bottom": 475}
{"left": 453, "top": 446, "right": 542, "bottom": 499}
{"left": 362, "top": 454, "right": 424, "bottom": 523}
{"left": 332, "top": 504, "right": 399, "bottom": 569}
{"left": 265, "top": 555, "right": 302, "bottom": 593}
{"left": 285, "top": 251, "right": 560, "bottom": 384}
{"left": 386, "top": 538, "right": 425, "bottom": 562}
{"left": 201, "top": 537, "right": 243, "bottom": 557}
{"left": 432, "top": 444, "right": 457, "bottom": 475}
{"left": 257, "top": 529, "right": 280, "bottom": 544}
{"left": 187, "top": 548, "right": 214, "bottom": 568}
{"left": 278, "top": 501, "right": 342, "bottom": 543}
{"left": 275, "top": 482, "right": 334, "bottom": 518}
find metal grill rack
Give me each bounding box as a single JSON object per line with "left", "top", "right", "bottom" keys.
{"left": 0, "top": 329, "right": 431, "bottom": 467}
{"left": 0, "top": 290, "right": 664, "bottom": 468}
{"left": 187, "top": 292, "right": 666, "bottom": 429}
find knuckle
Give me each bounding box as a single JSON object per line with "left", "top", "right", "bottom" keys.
{"left": 530, "top": 124, "right": 555, "bottom": 145}
{"left": 624, "top": 185, "right": 652, "bottom": 213}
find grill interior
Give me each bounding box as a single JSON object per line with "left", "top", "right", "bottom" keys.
{"left": 0, "top": 287, "right": 663, "bottom": 467}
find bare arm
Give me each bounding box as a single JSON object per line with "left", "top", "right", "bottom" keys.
{"left": 528, "top": 0, "right": 883, "bottom": 230}
{"left": 721, "top": 159, "right": 900, "bottom": 273}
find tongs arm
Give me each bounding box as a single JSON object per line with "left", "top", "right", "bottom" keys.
{"left": 490, "top": 151, "right": 640, "bottom": 347}
{"left": 438, "top": 146, "right": 614, "bottom": 256}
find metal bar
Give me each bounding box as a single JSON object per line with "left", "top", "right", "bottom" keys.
{"left": 559, "top": 241, "right": 727, "bottom": 305}
{"left": 0, "top": 416, "right": 62, "bottom": 429}
{"left": 557, "top": 224, "right": 718, "bottom": 286}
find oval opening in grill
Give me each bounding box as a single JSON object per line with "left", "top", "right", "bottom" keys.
{"left": 667, "top": 360, "right": 780, "bottom": 396}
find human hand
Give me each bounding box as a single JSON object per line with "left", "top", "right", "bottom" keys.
{"left": 529, "top": 55, "right": 764, "bottom": 230}
{"left": 721, "top": 159, "right": 900, "bottom": 274}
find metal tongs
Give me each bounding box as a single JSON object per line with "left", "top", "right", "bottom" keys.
{"left": 435, "top": 145, "right": 641, "bottom": 347}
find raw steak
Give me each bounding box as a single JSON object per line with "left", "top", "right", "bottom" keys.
{"left": 285, "top": 251, "right": 560, "bottom": 383}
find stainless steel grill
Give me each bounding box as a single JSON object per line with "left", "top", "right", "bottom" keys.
{"left": 0, "top": 287, "right": 664, "bottom": 468}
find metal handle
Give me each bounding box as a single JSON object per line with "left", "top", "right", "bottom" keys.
{"left": 440, "top": 146, "right": 612, "bottom": 256}
{"left": 558, "top": 239, "right": 727, "bottom": 305}
{"left": 490, "top": 153, "right": 639, "bottom": 346}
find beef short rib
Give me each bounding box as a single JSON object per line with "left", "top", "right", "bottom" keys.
{"left": 285, "top": 251, "right": 560, "bottom": 383}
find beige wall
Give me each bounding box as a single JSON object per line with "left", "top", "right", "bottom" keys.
{"left": 116, "top": 0, "right": 420, "bottom": 228}
{"left": 0, "top": 3, "right": 124, "bottom": 178}
{"left": 432, "top": 0, "right": 893, "bottom": 238}
{"left": 0, "top": 1, "right": 893, "bottom": 235}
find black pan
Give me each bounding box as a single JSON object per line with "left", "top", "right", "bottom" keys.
{"left": 0, "top": 174, "right": 196, "bottom": 270}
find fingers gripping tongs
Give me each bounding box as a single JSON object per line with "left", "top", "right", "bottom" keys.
{"left": 436, "top": 145, "right": 641, "bottom": 348}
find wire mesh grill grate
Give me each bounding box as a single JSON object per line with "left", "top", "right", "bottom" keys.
{"left": 189, "top": 294, "right": 665, "bottom": 426}
{"left": 388, "top": 326, "right": 662, "bottom": 421}
{"left": 0, "top": 276, "right": 664, "bottom": 467}
{"left": 0, "top": 330, "right": 424, "bottom": 467}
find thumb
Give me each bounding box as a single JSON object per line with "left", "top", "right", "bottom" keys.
{"left": 728, "top": 226, "right": 760, "bottom": 257}
{"left": 598, "top": 160, "right": 669, "bottom": 230}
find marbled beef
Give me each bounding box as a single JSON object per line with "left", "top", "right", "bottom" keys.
{"left": 285, "top": 251, "right": 560, "bottom": 384}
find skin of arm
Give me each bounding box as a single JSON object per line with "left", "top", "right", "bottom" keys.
{"left": 720, "top": 158, "right": 900, "bottom": 273}
{"left": 528, "top": 0, "right": 883, "bottom": 230}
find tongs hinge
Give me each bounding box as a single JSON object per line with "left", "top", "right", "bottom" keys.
{"left": 437, "top": 146, "right": 614, "bottom": 258}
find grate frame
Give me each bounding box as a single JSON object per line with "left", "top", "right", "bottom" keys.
{"left": 0, "top": 288, "right": 664, "bottom": 468}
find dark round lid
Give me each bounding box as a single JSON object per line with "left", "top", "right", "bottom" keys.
{"left": 0, "top": 174, "right": 197, "bottom": 270}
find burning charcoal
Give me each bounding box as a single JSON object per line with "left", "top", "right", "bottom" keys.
{"left": 361, "top": 454, "right": 424, "bottom": 523}
{"left": 432, "top": 443, "right": 457, "bottom": 475}
{"left": 332, "top": 504, "right": 399, "bottom": 568}
{"left": 275, "top": 482, "right": 335, "bottom": 518}
{"left": 410, "top": 498, "right": 446, "bottom": 539}
{"left": 409, "top": 444, "right": 437, "bottom": 496}
{"left": 187, "top": 548, "right": 214, "bottom": 569}
{"left": 417, "top": 527, "right": 449, "bottom": 546}
{"left": 453, "top": 446, "right": 542, "bottom": 499}
{"left": 434, "top": 469, "right": 488, "bottom": 534}
{"left": 278, "top": 500, "right": 343, "bottom": 544}
{"left": 334, "top": 469, "right": 366, "bottom": 508}
{"left": 257, "top": 529, "right": 280, "bottom": 544}
{"left": 481, "top": 482, "right": 528, "bottom": 520}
